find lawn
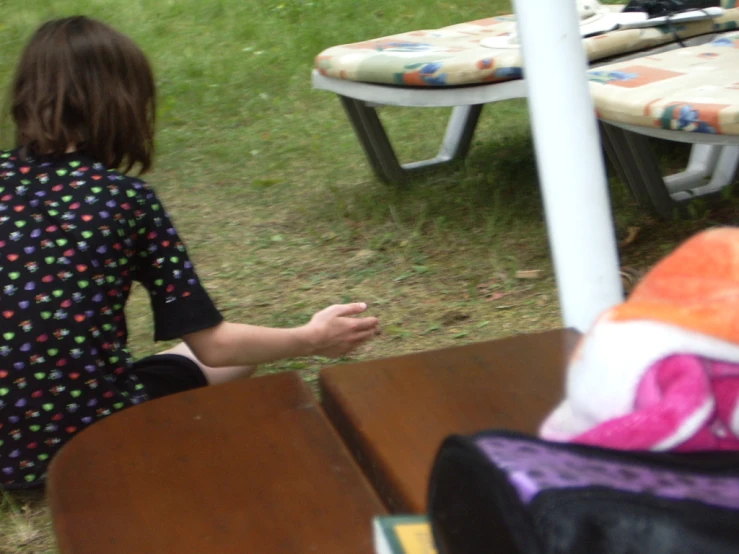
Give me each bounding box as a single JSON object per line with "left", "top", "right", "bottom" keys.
{"left": 0, "top": 0, "right": 735, "bottom": 551}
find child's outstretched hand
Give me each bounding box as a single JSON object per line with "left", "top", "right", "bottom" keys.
{"left": 303, "top": 302, "right": 380, "bottom": 358}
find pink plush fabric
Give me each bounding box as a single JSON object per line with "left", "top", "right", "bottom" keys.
{"left": 572, "top": 354, "right": 739, "bottom": 451}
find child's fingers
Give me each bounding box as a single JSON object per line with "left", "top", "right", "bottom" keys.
{"left": 350, "top": 316, "right": 379, "bottom": 331}
{"left": 328, "top": 302, "right": 368, "bottom": 317}
{"left": 349, "top": 328, "right": 380, "bottom": 345}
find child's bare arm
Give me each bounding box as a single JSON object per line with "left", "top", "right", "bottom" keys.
{"left": 182, "top": 302, "right": 379, "bottom": 368}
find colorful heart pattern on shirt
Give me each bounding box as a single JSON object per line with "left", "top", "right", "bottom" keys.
{"left": 0, "top": 149, "right": 212, "bottom": 488}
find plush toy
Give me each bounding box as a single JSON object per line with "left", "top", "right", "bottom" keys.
{"left": 540, "top": 227, "right": 739, "bottom": 451}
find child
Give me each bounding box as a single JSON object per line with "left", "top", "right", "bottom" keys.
{"left": 0, "top": 16, "right": 380, "bottom": 489}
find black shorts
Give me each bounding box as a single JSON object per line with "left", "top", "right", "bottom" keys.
{"left": 132, "top": 353, "right": 209, "bottom": 400}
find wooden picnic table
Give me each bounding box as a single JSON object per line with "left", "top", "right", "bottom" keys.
{"left": 47, "top": 328, "right": 578, "bottom": 551}
{"left": 319, "top": 328, "right": 580, "bottom": 512}
{"left": 47, "top": 372, "right": 386, "bottom": 554}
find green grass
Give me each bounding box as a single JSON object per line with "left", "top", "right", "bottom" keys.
{"left": 1, "top": 0, "right": 738, "bottom": 551}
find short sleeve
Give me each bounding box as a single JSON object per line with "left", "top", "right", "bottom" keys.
{"left": 131, "top": 183, "right": 223, "bottom": 341}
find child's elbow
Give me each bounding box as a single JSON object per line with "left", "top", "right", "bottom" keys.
{"left": 183, "top": 324, "right": 229, "bottom": 368}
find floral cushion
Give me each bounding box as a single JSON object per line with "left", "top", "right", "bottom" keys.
{"left": 590, "top": 32, "right": 739, "bottom": 136}
{"left": 315, "top": 2, "right": 739, "bottom": 87}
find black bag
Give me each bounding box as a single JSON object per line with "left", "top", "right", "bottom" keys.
{"left": 427, "top": 430, "right": 739, "bottom": 554}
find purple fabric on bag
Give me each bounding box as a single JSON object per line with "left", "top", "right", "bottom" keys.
{"left": 475, "top": 435, "right": 739, "bottom": 509}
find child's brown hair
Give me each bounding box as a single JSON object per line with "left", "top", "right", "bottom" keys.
{"left": 11, "top": 16, "right": 156, "bottom": 173}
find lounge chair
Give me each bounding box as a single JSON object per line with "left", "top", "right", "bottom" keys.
{"left": 591, "top": 31, "right": 739, "bottom": 218}
{"left": 312, "top": 2, "right": 739, "bottom": 216}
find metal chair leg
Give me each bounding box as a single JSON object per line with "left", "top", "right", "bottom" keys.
{"left": 600, "top": 122, "right": 680, "bottom": 220}
{"left": 404, "top": 105, "right": 484, "bottom": 170}
{"left": 670, "top": 145, "right": 739, "bottom": 201}
{"left": 663, "top": 144, "right": 721, "bottom": 194}
{"left": 601, "top": 122, "right": 739, "bottom": 218}
{"left": 338, "top": 95, "right": 483, "bottom": 184}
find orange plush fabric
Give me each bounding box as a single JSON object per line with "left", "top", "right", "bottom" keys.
{"left": 609, "top": 228, "right": 739, "bottom": 344}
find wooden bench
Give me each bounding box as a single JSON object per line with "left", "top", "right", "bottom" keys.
{"left": 319, "top": 328, "right": 580, "bottom": 513}
{"left": 47, "top": 372, "right": 387, "bottom": 554}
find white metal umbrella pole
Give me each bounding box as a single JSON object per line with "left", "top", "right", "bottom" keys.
{"left": 512, "top": 0, "right": 624, "bottom": 332}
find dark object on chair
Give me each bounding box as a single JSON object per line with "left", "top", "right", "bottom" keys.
{"left": 622, "top": 0, "right": 721, "bottom": 18}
